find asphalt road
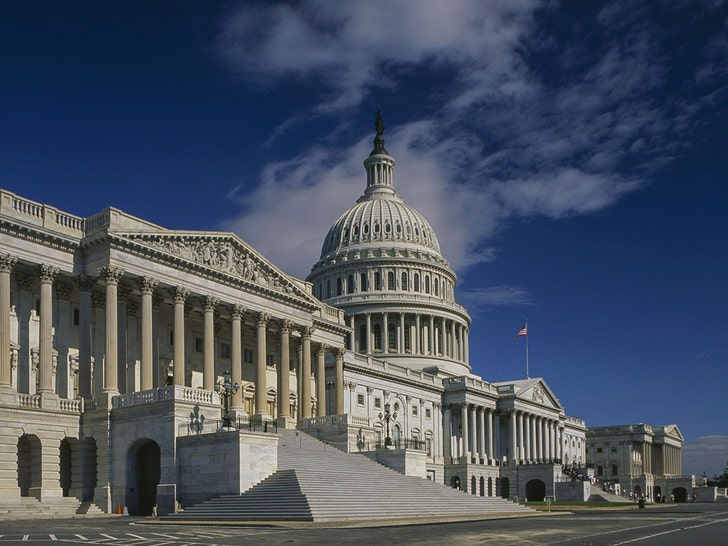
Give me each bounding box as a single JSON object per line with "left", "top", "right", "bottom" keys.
{"left": 1, "top": 503, "right": 727, "bottom": 545}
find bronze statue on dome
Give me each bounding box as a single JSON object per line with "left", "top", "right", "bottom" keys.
{"left": 371, "top": 111, "right": 388, "bottom": 155}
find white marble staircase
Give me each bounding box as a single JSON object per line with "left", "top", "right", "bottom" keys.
{"left": 171, "top": 429, "right": 534, "bottom": 522}
{"left": 0, "top": 497, "right": 106, "bottom": 520}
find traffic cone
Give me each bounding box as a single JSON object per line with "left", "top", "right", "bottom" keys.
{"left": 117, "top": 503, "right": 122, "bottom": 514}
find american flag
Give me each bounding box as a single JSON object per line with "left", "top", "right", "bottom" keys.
{"left": 514, "top": 324, "right": 528, "bottom": 339}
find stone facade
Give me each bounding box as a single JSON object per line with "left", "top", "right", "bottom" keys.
{"left": 0, "top": 120, "right": 688, "bottom": 516}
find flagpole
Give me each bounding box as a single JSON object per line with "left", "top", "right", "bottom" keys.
{"left": 525, "top": 320, "right": 529, "bottom": 379}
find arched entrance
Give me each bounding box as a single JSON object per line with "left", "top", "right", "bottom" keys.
{"left": 654, "top": 485, "right": 662, "bottom": 502}
{"left": 526, "top": 479, "right": 546, "bottom": 501}
{"left": 479, "top": 476, "right": 485, "bottom": 497}
{"left": 471, "top": 476, "right": 476, "bottom": 495}
{"left": 500, "top": 477, "right": 510, "bottom": 499}
{"left": 126, "top": 439, "right": 161, "bottom": 516}
{"left": 634, "top": 485, "right": 642, "bottom": 498}
{"left": 59, "top": 438, "right": 72, "bottom": 496}
{"left": 672, "top": 487, "right": 687, "bottom": 503}
{"left": 17, "top": 434, "right": 41, "bottom": 498}
{"left": 488, "top": 476, "right": 493, "bottom": 497}
{"left": 450, "top": 475, "right": 460, "bottom": 490}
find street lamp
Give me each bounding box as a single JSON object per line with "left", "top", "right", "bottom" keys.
{"left": 379, "top": 402, "right": 398, "bottom": 447}
{"left": 217, "top": 369, "right": 239, "bottom": 429}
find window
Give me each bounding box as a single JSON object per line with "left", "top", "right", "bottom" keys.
{"left": 326, "top": 280, "right": 331, "bottom": 298}
{"left": 169, "top": 327, "right": 174, "bottom": 347}
{"left": 243, "top": 348, "right": 254, "bottom": 364}
{"left": 374, "top": 272, "right": 381, "bottom": 291}
{"left": 363, "top": 222, "right": 369, "bottom": 235}
{"left": 360, "top": 272, "right": 368, "bottom": 292}
{"left": 388, "top": 322, "right": 396, "bottom": 349}
{"left": 387, "top": 271, "right": 395, "bottom": 290}
{"left": 401, "top": 272, "right": 408, "bottom": 291}
{"left": 597, "top": 464, "right": 604, "bottom": 477}
{"left": 597, "top": 447, "right": 603, "bottom": 453}
{"left": 357, "top": 393, "right": 365, "bottom": 406}
{"left": 194, "top": 335, "right": 204, "bottom": 353}
{"left": 266, "top": 354, "right": 275, "bottom": 368}
{"left": 425, "top": 408, "right": 431, "bottom": 419}
{"left": 384, "top": 221, "right": 391, "bottom": 234}
{"left": 373, "top": 324, "right": 382, "bottom": 350}
{"left": 434, "top": 278, "right": 439, "bottom": 297}
{"left": 359, "top": 324, "right": 368, "bottom": 352}
{"left": 374, "top": 397, "right": 382, "bottom": 409}
{"left": 347, "top": 274, "right": 355, "bottom": 294}
{"left": 352, "top": 225, "right": 359, "bottom": 236}
{"left": 611, "top": 446, "right": 617, "bottom": 452}
{"left": 413, "top": 273, "right": 420, "bottom": 292}
{"left": 404, "top": 326, "right": 410, "bottom": 351}
{"left": 425, "top": 275, "right": 431, "bottom": 294}
{"left": 373, "top": 221, "right": 380, "bottom": 234}
{"left": 219, "top": 342, "right": 231, "bottom": 359}
{"left": 336, "top": 277, "right": 342, "bottom": 296}
{"left": 72, "top": 306, "right": 80, "bottom": 326}
{"left": 611, "top": 464, "right": 618, "bottom": 476}
{"left": 412, "top": 405, "right": 418, "bottom": 416}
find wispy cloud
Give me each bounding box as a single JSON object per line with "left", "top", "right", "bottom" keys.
{"left": 215, "top": 0, "right": 726, "bottom": 283}
{"left": 458, "top": 286, "right": 535, "bottom": 318}
{"left": 682, "top": 435, "right": 728, "bottom": 477}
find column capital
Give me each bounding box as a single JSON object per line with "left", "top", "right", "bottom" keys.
{"left": 98, "top": 265, "right": 124, "bottom": 284}
{"left": 204, "top": 295, "right": 219, "bottom": 312}
{"left": 279, "top": 318, "right": 293, "bottom": 334}
{"left": 336, "top": 347, "right": 346, "bottom": 359}
{"left": 138, "top": 276, "right": 159, "bottom": 294}
{"left": 39, "top": 264, "right": 60, "bottom": 283}
{"left": 0, "top": 253, "right": 17, "bottom": 272}
{"left": 256, "top": 311, "right": 270, "bottom": 327}
{"left": 300, "top": 325, "right": 315, "bottom": 339}
{"left": 231, "top": 303, "right": 246, "bottom": 319}
{"left": 174, "top": 286, "right": 190, "bottom": 303}
{"left": 317, "top": 343, "right": 329, "bottom": 356}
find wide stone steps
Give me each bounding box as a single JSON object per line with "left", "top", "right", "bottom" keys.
{"left": 586, "top": 484, "right": 633, "bottom": 503}
{"left": 172, "top": 429, "right": 533, "bottom": 522}
{"left": 0, "top": 498, "right": 106, "bottom": 520}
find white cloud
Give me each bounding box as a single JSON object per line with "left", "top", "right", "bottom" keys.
{"left": 458, "top": 286, "right": 534, "bottom": 318}
{"left": 682, "top": 435, "right": 728, "bottom": 478}
{"left": 215, "top": 0, "right": 725, "bottom": 282}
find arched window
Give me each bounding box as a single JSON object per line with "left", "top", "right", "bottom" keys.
{"left": 425, "top": 275, "right": 431, "bottom": 294}
{"left": 353, "top": 224, "right": 359, "bottom": 236}
{"left": 374, "top": 271, "right": 381, "bottom": 291}
{"left": 396, "top": 222, "right": 402, "bottom": 235}
{"left": 401, "top": 272, "right": 408, "bottom": 291}
{"left": 363, "top": 222, "right": 370, "bottom": 235}
{"left": 434, "top": 278, "right": 439, "bottom": 297}
{"left": 404, "top": 323, "right": 411, "bottom": 351}
{"left": 373, "top": 324, "right": 382, "bottom": 350}
{"left": 388, "top": 322, "right": 396, "bottom": 349}
{"left": 413, "top": 273, "right": 420, "bottom": 292}
{"left": 373, "top": 221, "right": 380, "bottom": 234}
{"left": 347, "top": 274, "right": 355, "bottom": 294}
{"left": 360, "top": 272, "right": 368, "bottom": 292}
{"left": 343, "top": 227, "right": 349, "bottom": 239}
{"left": 387, "top": 271, "right": 395, "bottom": 290}
{"left": 336, "top": 277, "right": 342, "bottom": 296}
{"left": 359, "top": 324, "right": 367, "bottom": 352}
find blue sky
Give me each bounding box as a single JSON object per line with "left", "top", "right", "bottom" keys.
{"left": 1, "top": 1, "right": 726, "bottom": 477}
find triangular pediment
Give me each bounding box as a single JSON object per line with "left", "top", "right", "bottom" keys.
{"left": 497, "top": 377, "right": 563, "bottom": 411}
{"left": 112, "top": 231, "right": 319, "bottom": 306}
{"left": 662, "top": 424, "right": 685, "bottom": 442}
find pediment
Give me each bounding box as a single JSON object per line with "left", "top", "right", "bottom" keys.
{"left": 662, "top": 424, "right": 685, "bottom": 442}
{"left": 514, "top": 378, "right": 563, "bottom": 411}
{"left": 113, "top": 231, "right": 318, "bottom": 305}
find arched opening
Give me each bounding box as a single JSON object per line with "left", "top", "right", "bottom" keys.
{"left": 634, "top": 485, "right": 642, "bottom": 498}
{"left": 471, "top": 475, "right": 476, "bottom": 495}
{"left": 654, "top": 485, "right": 662, "bottom": 502}
{"left": 126, "top": 439, "right": 161, "bottom": 516}
{"left": 17, "top": 434, "right": 41, "bottom": 498}
{"left": 59, "top": 438, "right": 73, "bottom": 497}
{"left": 82, "top": 438, "right": 98, "bottom": 501}
{"left": 450, "top": 475, "right": 460, "bottom": 490}
{"left": 500, "top": 477, "right": 510, "bottom": 499}
{"left": 672, "top": 487, "right": 688, "bottom": 503}
{"left": 488, "top": 476, "right": 493, "bottom": 497}
{"left": 526, "top": 479, "right": 546, "bottom": 501}
{"left": 479, "top": 476, "right": 485, "bottom": 497}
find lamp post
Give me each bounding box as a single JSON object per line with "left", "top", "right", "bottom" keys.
{"left": 217, "top": 369, "right": 239, "bottom": 429}
{"left": 379, "top": 402, "right": 398, "bottom": 447}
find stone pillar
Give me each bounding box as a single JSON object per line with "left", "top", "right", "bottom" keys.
{"left": 398, "top": 313, "right": 405, "bottom": 354}
{"left": 335, "top": 348, "right": 345, "bottom": 414}
{"left": 524, "top": 413, "right": 531, "bottom": 463}
{"left": 99, "top": 266, "right": 123, "bottom": 395}
{"left": 558, "top": 426, "right": 564, "bottom": 462}
{"left": 464, "top": 328, "right": 469, "bottom": 363}
{"left": 0, "top": 254, "right": 17, "bottom": 388}
{"left": 231, "top": 304, "right": 244, "bottom": 412}
{"left": 461, "top": 404, "right": 469, "bottom": 460}
{"left": 486, "top": 409, "right": 494, "bottom": 464}
{"left": 277, "top": 320, "right": 292, "bottom": 424}
{"left": 442, "top": 404, "right": 452, "bottom": 462}
{"left": 37, "top": 265, "right": 59, "bottom": 394}
{"left": 415, "top": 314, "right": 421, "bottom": 355}
{"left": 172, "top": 287, "right": 189, "bottom": 386}
{"left": 77, "top": 276, "right": 95, "bottom": 398}
{"left": 469, "top": 404, "right": 477, "bottom": 463}
{"left": 300, "top": 326, "right": 313, "bottom": 419}
{"left": 510, "top": 410, "right": 518, "bottom": 465}
{"left": 429, "top": 316, "right": 435, "bottom": 355}
{"left": 255, "top": 312, "right": 270, "bottom": 418}
{"left": 517, "top": 411, "right": 524, "bottom": 463}
{"left": 315, "top": 344, "right": 328, "bottom": 416}
{"left": 138, "top": 277, "right": 157, "bottom": 391}
{"left": 202, "top": 296, "right": 218, "bottom": 391}
{"left": 477, "top": 406, "right": 485, "bottom": 462}
{"left": 348, "top": 314, "right": 355, "bottom": 351}
{"left": 365, "top": 313, "right": 371, "bottom": 354}
{"left": 450, "top": 321, "right": 456, "bottom": 359}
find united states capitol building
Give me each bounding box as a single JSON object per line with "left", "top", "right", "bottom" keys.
{"left": 0, "top": 117, "right": 696, "bottom": 520}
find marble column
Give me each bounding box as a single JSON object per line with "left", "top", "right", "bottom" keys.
{"left": 461, "top": 404, "right": 470, "bottom": 459}
{"left": 277, "top": 320, "right": 292, "bottom": 422}
{"left": 477, "top": 406, "right": 485, "bottom": 462}
{"left": 399, "top": 313, "right": 405, "bottom": 354}
{"left": 443, "top": 404, "right": 452, "bottom": 462}
{"left": 486, "top": 409, "right": 494, "bottom": 464}
{"left": 173, "top": 287, "right": 189, "bottom": 386}
{"left": 510, "top": 410, "right": 518, "bottom": 465}
{"left": 382, "top": 313, "right": 388, "bottom": 354}
{"left": 524, "top": 413, "right": 531, "bottom": 463}
{"left": 316, "top": 344, "right": 328, "bottom": 416}
{"left": 37, "top": 265, "right": 59, "bottom": 394}
{"left": 138, "top": 277, "right": 157, "bottom": 391}
{"left": 365, "top": 313, "right": 371, "bottom": 354}
{"left": 429, "top": 316, "right": 435, "bottom": 355}
{"left": 231, "top": 304, "right": 244, "bottom": 412}
{"left": 300, "top": 326, "right": 313, "bottom": 419}
{"left": 517, "top": 411, "right": 525, "bottom": 463}
{"left": 415, "top": 314, "right": 421, "bottom": 355}
{"left": 450, "top": 321, "right": 456, "bottom": 359}
{"left": 203, "top": 296, "right": 218, "bottom": 391}
{"left": 101, "top": 266, "right": 124, "bottom": 394}
{"left": 0, "top": 254, "right": 17, "bottom": 388}
{"left": 469, "top": 404, "right": 477, "bottom": 463}
{"left": 77, "top": 276, "right": 95, "bottom": 398}
{"left": 335, "top": 348, "right": 345, "bottom": 414}
{"left": 255, "top": 312, "right": 270, "bottom": 417}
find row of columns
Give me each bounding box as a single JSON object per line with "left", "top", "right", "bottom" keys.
{"left": 349, "top": 312, "right": 469, "bottom": 362}
{"left": 0, "top": 256, "right": 347, "bottom": 420}
{"left": 663, "top": 444, "right": 681, "bottom": 475}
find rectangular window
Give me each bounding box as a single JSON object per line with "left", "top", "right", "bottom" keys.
{"left": 168, "top": 327, "right": 174, "bottom": 347}
{"left": 412, "top": 405, "right": 418, "bottom": 416}
{"left": 374, "top": 397, "right": 381, "bottom": 409}
{"left": 425, "top": 408, "right": 431, "bottom": 419}
{"left": 597, "top": 447, "right": 603, "bottom": 453}
{"left": 611, "top": 446, "right": 617, "bottom": 452}
{"left": 194, "top": 335, "right": 204, "bottom": 353}
{"left": 219, "top": 342, "right": 231, "bottom": 359}
{"left": 597, "top": 464, "right": 604, "bottom": 477}
{"left": 72, "top": 306, "right": 80, "bottom": 326}
{"left": 357, "top": 393, "right": 365, "bottom": 406}
{"left": 612, "top": 464, "right": 618, "bottom": 476}
{"left": 243, "top": 348, "right": 254, "bottom": 363}
{"left": 266, "top": 354, "right": 275, "bottom": 368}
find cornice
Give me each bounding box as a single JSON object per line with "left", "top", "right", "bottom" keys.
{"left": 0, "top": 220, "right": 81, "bottom": 255}
{"left": 343, "top": 362, "right": 444, "bottom": 396}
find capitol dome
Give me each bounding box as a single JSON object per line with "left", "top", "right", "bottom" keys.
{"left": 307, "top": 113, "right": 471, "bottom": 377}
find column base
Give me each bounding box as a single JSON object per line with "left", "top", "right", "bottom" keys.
{"left": 276, "top": 415, "right": 296, "bottom": 429}
{"left": 39, "top": 391, "right": 60, "bottom": 411}
{"left": 0, "top": 385, "right": 18, "bottom": 405}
